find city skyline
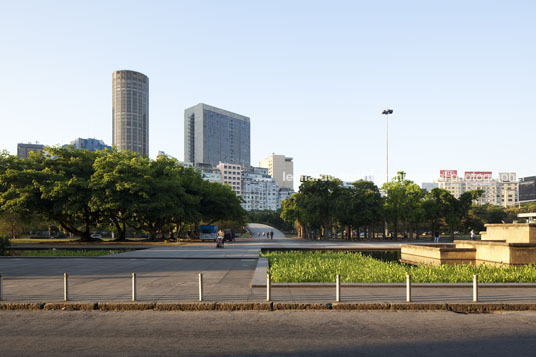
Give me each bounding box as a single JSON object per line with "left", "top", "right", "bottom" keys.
{"left": 1, "top": 1, "right": 535, "bottom": 188}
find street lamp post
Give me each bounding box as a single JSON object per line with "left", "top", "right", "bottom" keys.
{"left": 381, "top": 109, "right": 393, "bottom": 183}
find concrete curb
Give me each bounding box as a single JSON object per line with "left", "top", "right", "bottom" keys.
{"left": 250, "top": 258, "right": 268, "bottom": 287}
{"left": 251, "top": 282, "right": 536, "bottom": 288}
{"left": 3, "top": 302, "right": 536, "bottom": 313}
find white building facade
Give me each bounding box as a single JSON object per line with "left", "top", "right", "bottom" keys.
{"left": 241, "top": 167, "right": 279, "bottom": 211}
{"left": 437, "top": 170, "right": 519, "bottom": 207}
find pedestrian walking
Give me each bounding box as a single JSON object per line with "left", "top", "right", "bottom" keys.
{"left": 262, "top": 232, "right": 265, "bottom": 237}
{"left": 257, "top": 232, "right": 260, "bottom": 238}
{"left": 270, "top": 231, "right": 274, "bottom": 240}
{"left": 470, "top": 229, "right": 475, "bottom": 240}
{"left": 434, "top": 232, "right": 440, "bottom": 243}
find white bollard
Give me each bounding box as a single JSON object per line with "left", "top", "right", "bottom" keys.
{"left": 199, "top": 273, "right": 203, "bottom": 302}
{"left": 64, "top": 273, "right": 69, "bottom": 302}
{"left": 473, "top": 274, "right": 478, "bottom": 302}
{"left": 132, "top": 273, "right": 136, "bottom": 302}
{"left": 406, "top": 274, "right": 412, "bottom": 302}
{"left": 267, "top": 274, "right": 271, "bottom": 301}
{"left": 336, "top": 274, "right": 341, "bottom": 302}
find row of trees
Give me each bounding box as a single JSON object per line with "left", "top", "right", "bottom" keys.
{"left": 280, "top": 171, "right": 501, "bottom": 240}
{"left": 0, "top": 147, "right": 246, "bottom": 241}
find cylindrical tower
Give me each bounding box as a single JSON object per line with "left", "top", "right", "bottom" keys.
{"left": 112, "top": 70, "right": 149, "bottom": 156}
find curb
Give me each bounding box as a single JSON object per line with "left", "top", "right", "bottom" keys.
{"left": 251, "top": 282, "right": 536, "bottom": 288}
{"left": 3, "top": 302, "right": 536, "bottom": 313}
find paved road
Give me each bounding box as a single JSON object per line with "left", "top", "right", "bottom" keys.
{"left": 2, "top": 310, "right": 536, "bottom": 356}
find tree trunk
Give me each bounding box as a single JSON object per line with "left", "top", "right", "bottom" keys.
{"left": 112, "top": 217, "right": 126, "bottom": 241}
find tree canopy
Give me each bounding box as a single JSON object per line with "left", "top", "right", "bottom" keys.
{"left": 0, "top": 148, "right": 246, "bottom": 241}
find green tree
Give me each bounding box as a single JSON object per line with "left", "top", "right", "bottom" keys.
{"left": 0, "top": 147, "right": 100, "bottom": 241}
{"left": 382, "top": 172, "right": 424, "bottom": 239}
{"left": 90, "top": 149, "right": 150, "bottom": 240}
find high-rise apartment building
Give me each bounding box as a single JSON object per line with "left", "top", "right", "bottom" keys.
{"left": 241, "top": 167, "right": 279, "bottom": 211}
{"left": 112, "top": 70, "right": 149, "bottom": 156}
{"left": 216, "top": 162, "right": 243, "bottom": 195}
{"left": 184, "top": 103, "right": 250, "bottom": 167}
{"left": 67, "top": 138, "right": 111, "bottom": 152}
{"left": 17, "top": 143, "right": 44, "bottom": 159}
{"left": 259, "top": 153, "right": 294, "bottom": 190}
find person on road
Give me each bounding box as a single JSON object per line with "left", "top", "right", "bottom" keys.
{"left": 470, "top": 229, "right": 475, "bottom": 240}
{"left": 270, "top": 231, "right": 274, "bottom": 240}
{"left": 262, "top": 232, "right": 265, "bottom": 238}
{"left": 257, "top": 232, "right": 260, "bottom": 238}
{"left": 434, "top": 232, "right": 440, "bottom": 243}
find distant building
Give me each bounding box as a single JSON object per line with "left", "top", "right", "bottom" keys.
{"left": 421, "top": 182, "right": 439, "bottom": 192}
{"left": 17, "top": 143, "right": 44, "bottom": 159}
{"left": 519, "top": 176, "right": 536, "bottom": 203}
{"left": 112, "top": 70, "right": 149, "bottom": 156}
{"left": 278, "top": 188, "right": 294, "bottom": 205}
{"left": 241, "top": 167, "right": 279, "bottom": 211}
{"left": 259, "top": 153, "right": 294, "bottom": 190}
{"left": 217, "top": 162, "right": 243, "bottom": 195}
{"left": 67, "top": 138, "right": 111, "bottom": 152}
{"left": 437, "top": 170, "right": 519, "bottom": 207}
{"left": 184, "top": 103, "right": 250, "bottom": 167}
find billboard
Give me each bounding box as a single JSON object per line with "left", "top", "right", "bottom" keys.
{"left": 440, "top": 170, "right": 458, "bottom": 178}
{"left": 499, "top": 172, "right": 517, "bottom": 182}
{"left": 464, "top": 171, "right": 492, "bottom": 180}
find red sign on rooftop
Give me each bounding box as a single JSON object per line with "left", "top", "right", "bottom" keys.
{"left": 440, "top": 170, "right": 458, "bottom": 178}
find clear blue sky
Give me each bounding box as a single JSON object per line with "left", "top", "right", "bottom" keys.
{"left": 1, "top": 0, "right": 534, "bottom": 187}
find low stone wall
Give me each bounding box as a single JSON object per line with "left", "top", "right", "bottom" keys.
{"left": 455, "top": 241, "right": 511, "bottom": 266}
{"left": 400, "top": 244, "right": 476, "bottom": 266}
{"left": 484, "top": 223, "right": 536, "bottom": 243}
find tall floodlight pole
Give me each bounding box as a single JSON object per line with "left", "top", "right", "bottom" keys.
{"left": 382, "top": 109, "right": 394, "bottom": 183}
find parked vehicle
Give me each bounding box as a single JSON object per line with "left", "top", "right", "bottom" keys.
{"left": 200, "top": 225, "right": 218, "bottom": 241}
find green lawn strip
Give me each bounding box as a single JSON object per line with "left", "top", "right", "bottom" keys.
{"left": 262, "top": 251, "right": 536, "bottom": 283}
{"left": 6, "top": 249, "right": 133, "bottom": 257}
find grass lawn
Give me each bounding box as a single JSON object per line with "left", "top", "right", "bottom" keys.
{"left": 263, "top": 251, "right": 536, "bottom": 283}
{"left": 5, "top": 249, "right": 134, "bottom": 257}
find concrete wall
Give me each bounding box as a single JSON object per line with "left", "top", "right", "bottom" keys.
{"left": 400, "top": 244, "right": 475, "bottom": 266}
{"left": 484, "top": 224, "right": 536, "bottom": 243}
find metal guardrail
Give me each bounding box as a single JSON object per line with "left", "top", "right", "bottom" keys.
{"left": 0, "top": 272, "right": 482, "bottom": 303}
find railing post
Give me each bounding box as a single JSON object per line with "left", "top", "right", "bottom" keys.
{"left": 132, "top": 273, "right": 136, "bottom": 302}
{"left": 336, "top": 274, "right": 341, "bottom": 302}
{"left": 406, "top": 274, "right": 412, "bottom": 302}
{"left": 473, "top": 274, "right": 478, "bottom": 302}
{"left": 199, "top": 273, "right": 203, "bottom": 302}
{"left": 64, "top": 273, "right": 69, "bottom": 302}
{"left": 267, "top": 273, "right": 271, "bottom": 301}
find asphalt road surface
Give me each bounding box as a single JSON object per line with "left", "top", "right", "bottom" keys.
{"left": 2, "top": 310, "right": 536, "bottom": 356}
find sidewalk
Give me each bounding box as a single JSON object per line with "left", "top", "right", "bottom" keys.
{"left": 2, "top": 238, "right": 536, "bottom": 304}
